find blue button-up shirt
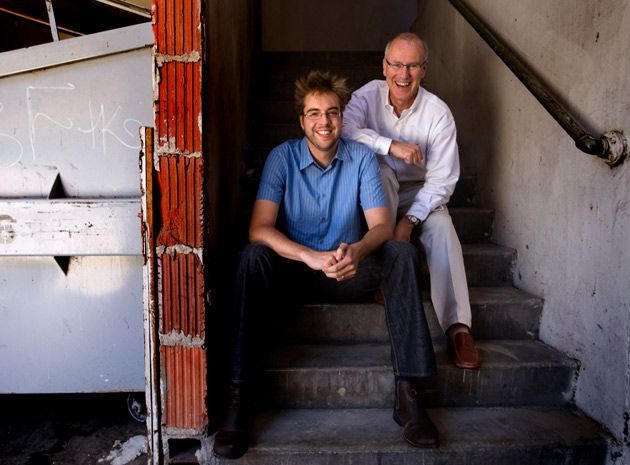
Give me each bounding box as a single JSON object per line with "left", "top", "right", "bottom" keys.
{"left": 257, "top": 137, "right": 387, "bottom": 251}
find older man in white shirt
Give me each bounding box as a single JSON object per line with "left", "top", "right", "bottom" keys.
{"left": 342, "top": 32, "right": 481, "bottom": 370}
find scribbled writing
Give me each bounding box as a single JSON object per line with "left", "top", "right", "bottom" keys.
{"left": 0, "top": 83, "right": 144, "bottom": 169}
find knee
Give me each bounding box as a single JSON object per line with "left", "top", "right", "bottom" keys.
{"left": 425, "top": 209, "right": 453, "bottom": 230}
{"left": 421, "top": 210, "right": 456, "bottom": 244}
{"left": 237, "top": 243, "right": 274, "bottom": 273}
{"left": 383, "top": 240, "right": 421, "bottom": 263}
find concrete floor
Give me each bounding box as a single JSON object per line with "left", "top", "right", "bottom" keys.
{"left": 0, "top": 393, "right": 148, "bottom": 465}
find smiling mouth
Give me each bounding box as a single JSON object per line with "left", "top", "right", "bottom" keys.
{"left": 316, "top": 130, "right": 331, "bottom": 136}
{"left": 395, "top": 81, "right": 411, "bottom": 87}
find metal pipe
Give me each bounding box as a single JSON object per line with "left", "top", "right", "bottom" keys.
{"left": 447, "top": 0, "right": 627, "bottom": 166}
{"left": 45, "top": 0, "right": 59, "bottom": 42}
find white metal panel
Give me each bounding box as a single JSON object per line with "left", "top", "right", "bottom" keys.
{"left": 0, "top": 199, "right": 141, "bottom": 255}
{"left": 0, "top": 22, "right": 154, "bottom": 78}
{"left": 0, "top": 23, "right": 153, "bottom": 393}
{"left": 0, "top": 256, "right": 144, "bottom": 393}
{"left": 0, "top": 32, "right": 153, "bottom": 197}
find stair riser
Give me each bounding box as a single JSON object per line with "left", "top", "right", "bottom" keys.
{"left": 256, "top": 73, "right": 382, "bottom": 101}
{"left": 460, "top": 249, "right": 514, "bottom": 287}
{"left": 278, "top": 297, "right": 541, "bottom": 344}
{"left": 258, "top": 51, "right": 385, "bottom": 67}
{"left": 208, "top": 446, "right": 608, "bottom": 465}
{"left": 262, "top": 363, "right": 573, "bottom": 409}
{"left": 452, "top": 208, "right": 492, "bottom": 243}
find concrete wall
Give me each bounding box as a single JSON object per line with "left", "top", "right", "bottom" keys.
{"left": 260, "top": 0, "right": 416, "bottom": 51}
{"left": 413, "top": 0, "right": 630, "bottom": 461}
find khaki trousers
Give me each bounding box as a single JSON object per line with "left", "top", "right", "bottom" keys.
{"left": 380, "top": 164, "right": 472, "bottom": 332}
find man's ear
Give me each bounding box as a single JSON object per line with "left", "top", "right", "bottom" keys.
{"left": 382, "top": 58, "right": 387, "bottom": 77}
{"left": 299, "top": 115, "right": 305, "bottom": 131}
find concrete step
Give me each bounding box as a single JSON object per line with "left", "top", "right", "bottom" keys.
{"left": 261, "top": 340, "right": 574, "bottom": 409}
{"left": 461, "top": 243, "right": 515, "bottom": 286}
{"left": 255, "top": 74, "right": 381, "bottom": 101}
{"left": 450, "top": 207, "right": 492, "bottom": 243}
{"left": 206, "top": 406, "right": 609, "bottom": 464}
{"left": 277, "top": 287, "right": 542, "bottom": 344}
{"left": 258, "top": 51, "right": 384, "bottom": 67}
{"left": 254, "top": 51, "right": 384, "bottom": 93}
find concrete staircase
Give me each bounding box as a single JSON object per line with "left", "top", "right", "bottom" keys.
{"left": 209, "top": 52, "right": 610, "bottom": 464}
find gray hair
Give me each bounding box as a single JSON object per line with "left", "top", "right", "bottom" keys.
{"left": 384, "top": 32, "right": 429, "bottom": 61}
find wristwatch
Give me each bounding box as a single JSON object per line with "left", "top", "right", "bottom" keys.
{"left": 406, "top": 215, "right": 420, "bottom": 226}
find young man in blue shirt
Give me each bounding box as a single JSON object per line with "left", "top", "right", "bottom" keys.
{"left": 213, "top": 71, "right": 438, "bottom": 459}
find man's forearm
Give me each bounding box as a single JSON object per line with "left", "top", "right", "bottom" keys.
{"left": 352, "top": 223, "right": 392, "bottom": 262}
{"left": 249, "top": 225, "right": 313, "bottom": 263}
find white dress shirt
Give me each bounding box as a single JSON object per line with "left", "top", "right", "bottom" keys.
{"left": 342, "top": 80, "right": 460, "bottom": 221}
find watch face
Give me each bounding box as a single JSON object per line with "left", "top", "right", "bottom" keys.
{"left": 407, "top": 215, "right": 419, "bottom": 225}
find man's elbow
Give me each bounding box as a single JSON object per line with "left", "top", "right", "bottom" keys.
{"left": 248, "top": 226, "right": 262, "bottom": 244}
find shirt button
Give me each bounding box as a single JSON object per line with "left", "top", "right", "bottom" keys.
{"left": 321, "top": 217, "right": 326, "bottom": 222}
{"left": 320, "top": 240, "right": 324, "bottom": 244}
{"left": 322, "top": 194, "right": 327, "bottom": 198}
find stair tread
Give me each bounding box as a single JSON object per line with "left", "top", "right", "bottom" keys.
{"left": 277, "top": 286, "right": 542, "bottom": 344}
{"left": 300, "top": 285, "right": 535, "bottom": 309}
{"left": 462, "top": 242, "right": 514, "bottom": 254}
{"left": 207, "top": 406, "right": 608, "bottom": 462}
{"left": 264, "top": 339, "right": 572, "bottom": 370}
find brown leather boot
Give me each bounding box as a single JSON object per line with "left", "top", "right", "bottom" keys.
{"left": 393, "top": 379, "right": 439, "bottom": 448}
{"left": 212, "top": 385, "right": 254, "bottom": 459}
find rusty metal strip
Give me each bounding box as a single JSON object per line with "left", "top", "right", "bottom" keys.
{"left": 140, "top": 127, "right": 162, "bottom": 465}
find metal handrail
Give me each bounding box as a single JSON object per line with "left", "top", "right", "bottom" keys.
{"left": 447, "top": 0, "right": 628, "bottom": 167}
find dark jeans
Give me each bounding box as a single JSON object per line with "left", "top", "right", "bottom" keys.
{"left": 229, "top": 241, "right": 437, "bottom": 383}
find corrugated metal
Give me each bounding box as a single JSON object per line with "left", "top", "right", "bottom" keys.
{"left": 160, "top": 253, "right": 205, "bottom": 337}
{"left": 153, "top": 0, "right": 207, "bottom": 435}
{"left": 161, "top": 346, "right": 207, "bottom": 430}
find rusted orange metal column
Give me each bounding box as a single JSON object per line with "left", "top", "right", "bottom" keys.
{"left": 152, "top": 0, "right": 207, "bottom": 442}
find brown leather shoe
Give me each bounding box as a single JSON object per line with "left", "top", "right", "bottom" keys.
{"left": 213, "top": 385, "right": 254, "bottom": 459}
{"left": 393, "top": 379, "right": 439, "bottom": 448}
{"left": 447, "top": 332, "right": 481, "bottom": 369}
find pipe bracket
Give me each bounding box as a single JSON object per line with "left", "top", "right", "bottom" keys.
{"left": 602, "top": 130, "right": 628, "bottom": 167}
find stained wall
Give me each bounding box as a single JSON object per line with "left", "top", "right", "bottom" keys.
{"left": 413, "top": 1, "right": 630, "bottom": 462}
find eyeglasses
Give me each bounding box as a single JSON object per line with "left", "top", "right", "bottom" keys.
{"left": 385, "top": 58, "right": 426, "bottom": 72}
{"left": 303, "top": 109, "right": 341, "bottom": 120}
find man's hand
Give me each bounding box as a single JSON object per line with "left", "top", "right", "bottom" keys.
{"left": 301, "top": 250, "right": 339, "bottom": 272}
{"left": 393, "top": 218, "right": 416, "bottom": 242}
{"left": 389, "top": 140, "right": 423, "bottom": 166}
{"left": 322, "top": 243, "right": 360, "bottom": 281}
